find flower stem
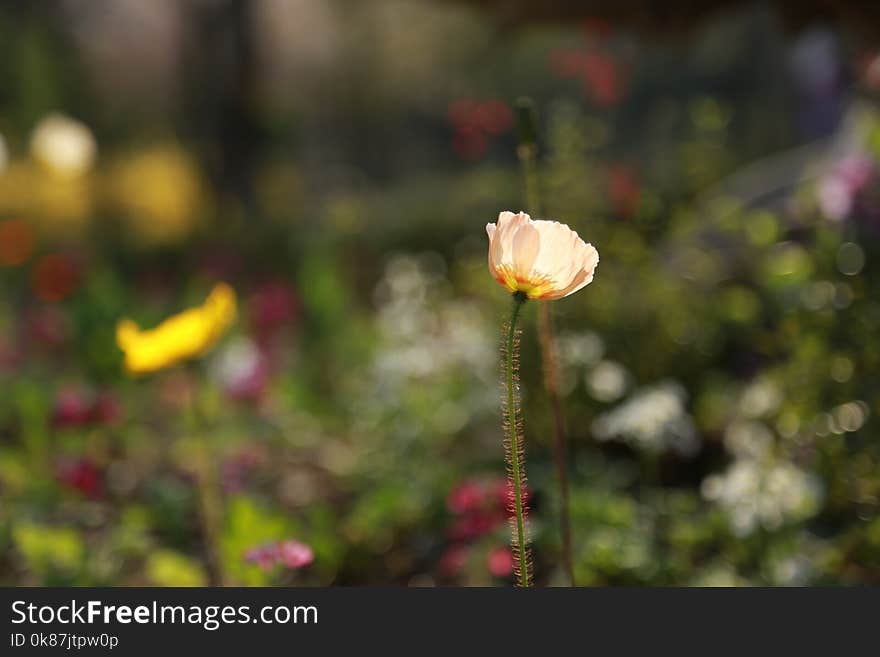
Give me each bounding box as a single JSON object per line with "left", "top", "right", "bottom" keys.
{"left": 537, "top": 304, "right": 575, "bottom": 586}
{"left": 505, "top": 292, "right": 530, "bottom": 587}
{"left": 514, "top": 97, "right": 575, "bottom": 586}
{"left": 187, "top": 381, "right": 226, "bottom": 586}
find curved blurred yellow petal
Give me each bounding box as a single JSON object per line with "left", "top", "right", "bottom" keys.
{"left": 116, "top": 283, "right": 237, "bottom": 375}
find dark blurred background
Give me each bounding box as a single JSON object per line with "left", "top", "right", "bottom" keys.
{"left": 0, "top": 0, "right": 879, "bottom": 586}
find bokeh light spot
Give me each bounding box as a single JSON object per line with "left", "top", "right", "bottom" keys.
{"left": 836, "top": 242, "right": 865, "bottom": 276}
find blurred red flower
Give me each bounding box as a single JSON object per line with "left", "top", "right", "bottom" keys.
{"left": 32, "top": 253, "right": 80, "bottom": 302}
{"left": 0, "top": 219, "right": 36, "bottom": 267}
{"left": 448, "top": 98, "right": 512, "bottom": 160}
{"left": 607, "top": 164, "right": 640, "bottom": 217}
{"left": 582, "top": 53, "right": 624, "bottom": 107}
{"left": 548, "top": 46, "right": 629, "bottom": 107}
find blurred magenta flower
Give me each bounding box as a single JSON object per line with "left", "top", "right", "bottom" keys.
{"left": 243, "top": 544, "right": 278, "bottom": 571}
{"left": 55, "top": 458, "right": 103, "bottom": 499}
{"left": 52, "top": 388, "right": 120, "bottom": 428}
{"left": 52, "top": 389, "right": 92, "bottom": 428}
{"left": 248, "top": 280, "right": 299, "bottom": 345}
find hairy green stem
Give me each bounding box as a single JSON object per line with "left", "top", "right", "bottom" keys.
{"left": 515, "top": 97, "right": 575, "bottom": 585}
{"left": 505, "top": 293, "right": 530, "bottom": 587}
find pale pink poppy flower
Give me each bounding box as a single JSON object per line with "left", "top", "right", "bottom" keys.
{"left": 486, "top": 211, "right": 599, "bottom": 300}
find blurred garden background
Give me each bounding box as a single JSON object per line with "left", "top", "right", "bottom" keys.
{"left": 1, "top": 0, "right": 879, "bottom": 586}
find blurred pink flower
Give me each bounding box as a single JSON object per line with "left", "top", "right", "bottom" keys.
{"left": 448, "top": 512, "right": 499, "bottom": 542}
{"left": 278, "top": 540, "right": 314, "bottom": 569}
{"left": 243, "top": 544, "right": 279, "bottom": 571}
{"left": 438, "top": 544, "right": 469, "bottom": 578}
{"left": 446, "top": 479, "right": 485, "bottom": 515}
{"left": 244, "top": 538, "right": 314, "bottom": 571}
{"left": 818, "top": 155, "right": 875, "bottom": 221}
{"left": 487, "top": 546, "right": 514, "bottom": 578}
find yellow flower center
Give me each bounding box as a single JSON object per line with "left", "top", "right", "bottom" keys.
{"left": 494, "top": 265, "right": 556, "bottom": 299}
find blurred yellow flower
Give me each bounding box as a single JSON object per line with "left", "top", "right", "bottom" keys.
{"left": 486, "top": 211, "right": 599, "bottom": 300}
{"left": 109, "top": 144, "right": 205, "bottom": 245}
{"left": 116, "top": 283, "right": 237, "bottom": 375}
{"left": 0, "top": 163, "right": 94, "bottom": 235}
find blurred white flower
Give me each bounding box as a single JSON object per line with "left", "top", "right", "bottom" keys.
{"left": 592, "top": 381, "right": 699, "bottom": 456}
{"left": 702, "top": 458, "right": 821, "bottom": 536}
{"left": 30, "top": 113, "right": 97, "bottom": 177}
{"left": 738, "top": 378, "right": 781, "bottom": 418}
{"left": 557, "top": 330, "right": 604, "bottom": 367}
{"left": 365, "top": 253, "right": 496, "bottom": 435}
{"left": 586, "top": 360, "right": 629, "bottom": 403}
{"left": 210, "top": 337, "right": 268, "bottom": 401}
{"left": 724, "top": 421, "right": 774, "bottom": 459}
